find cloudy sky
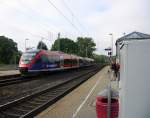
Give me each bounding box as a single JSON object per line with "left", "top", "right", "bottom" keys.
{"left": 0, "top": 0, "right": 149, "bottom": 55}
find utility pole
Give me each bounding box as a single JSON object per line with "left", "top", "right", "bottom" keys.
{"left": 57, "top": 32, "right": 61, "bottom": 51}
{"left": 40, "top": 37, "right": 44, "bottom": 49}
{"left": 25, "top": 38, "right": 29, "bottom": 52}
{"left": 86, "top": 47, "right": 88, "bottom": 57}
{"left": 109, "top": 33, "right": 113, "bottom": 57}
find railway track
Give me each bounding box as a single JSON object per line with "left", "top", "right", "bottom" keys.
{"left": 0, "top": 74, "right": 20, "bottom": 80}
{"left": 0, "top": 77, "right": 26, "bottom": 87}
{"left": 0, "top": 68, "right": 99, "bottom": 118}
{"left": 0, "top": 66, "right": 97, "bottom": 87}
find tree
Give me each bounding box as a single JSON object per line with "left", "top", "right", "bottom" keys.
{"left": 93, "top": 54, "right": 109, "bottom": 64}
{"left": 76, "top": 37, "right": 96, "bottom": 57}
{"left": 51, "top": 38, "right": 78, "bottom": 54}
{"left": 37, "top": 41, "right": 48, "bottom": 50}
{"left": 0, "top": 36, "right": 19, "bottom": 64}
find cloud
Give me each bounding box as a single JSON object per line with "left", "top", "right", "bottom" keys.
{"left": 0, "top": 0, "right": 149, "bottom": 55}
{"left": 84, "top": 0, "right": 150, "bottom": 54}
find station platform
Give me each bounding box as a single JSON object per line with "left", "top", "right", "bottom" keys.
{"left": 36, "top": 66, "right": 117, "bottom": 118}
{"left": 0, "top": 70, "right": 20, "bottom": 77}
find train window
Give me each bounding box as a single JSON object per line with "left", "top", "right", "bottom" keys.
{"left": 41, "top": 54, "right": 49, "bottom": 63}
{"left": 55, "top": 56, "right": 60, "bottom": 65}
{"left": 79, "top": 59, "right": 83, "bottom": 63}
{"left": 72, "top": 59, "right": 77, "bottom": 65}
{"left": 64, "top": 59, "right": 77, "bottom": 64}
{"left": 21, "top": 52, "right": 37, "bottom": 64}
{"left": 48, "top": 55, "right": 60, "bottom": 64}
{"left": 64, "top": 59, "right": 72, "bottom": 65}
{"left": 35, "top": 58, "right": 42, "bottom": 64}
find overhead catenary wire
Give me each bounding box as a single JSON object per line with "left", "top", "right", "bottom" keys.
{"left": 14, "top": 0, "right": 80, "bottom": 39}
{"left": 47, "top": 0, "right": 83, "bottom": 36}
{"left": 62, "top": 0, "right": 90, "bottom": 36}
{"left": 0, "top": 0, "right": 85, "bottom": 48}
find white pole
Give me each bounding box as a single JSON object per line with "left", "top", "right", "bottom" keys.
{"left": 57, "top": 33, "right": 60, "bottom": 51}
{"left": 41, "top": 37, "right": 44, "bottom": 49}
{"left": 25, "top": 39, "right": 26, "bottom": 52}
{"left": 25, "top": 39, "right": 29, "bottom": 52}
{"left": 109, "top": 33, "right": 113, "bottom": 56}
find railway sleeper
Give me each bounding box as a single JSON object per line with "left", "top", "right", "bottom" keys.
{"left": 30, "top": 99, "right": 46, "bottom": 104}
{"left": 13, "top": 107, "right": 30, "bottom": 113}
{"left": 5, "top": 108, "right": 26, "bottom": 116}
{"left": 26, "top": 101, "right": 42, "bottom": 106}
{"left": 49, "top": 90, "right": 64, "bottom": 94}
{"left": 2, "top": 108, "right": 25, "bottom": 115}
{"left": 16, "top": 104, "right": 34, "bottom": 111}
{"left": 47, "top": 91, "right": 59, "bottom": 95}
{"left": 0, "top": 113, "right": 6, "bottom": 118}
{"left": 54, "top": 86, "right": 70, "bottom": 91}
{"left": 36, "top": 96, "right": 52, "bottom": 100}
{"left": 19, "top": 103, "right": 37, "bottom": 109}
{"left": 33, "top": 98, "right": 48, "bottom": 103}
{"left": 38, "top": 95, "right": 57, "bottom": 100}
{"left": 1, "top": 110, "right": 22, "bottom": 118}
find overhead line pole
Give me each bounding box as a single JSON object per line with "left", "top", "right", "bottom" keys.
{"left": 57, "top": 33, "right": 61, "bottom": 51}
{"left": 109, "top": 33, "right": 113, "bottom": 56}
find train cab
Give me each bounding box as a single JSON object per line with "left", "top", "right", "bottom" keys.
{"left": 19, "top": 49, "right": 95, "bottom": 75}
{"left": 19, "top": 49, "right": 40, "bottom": 74}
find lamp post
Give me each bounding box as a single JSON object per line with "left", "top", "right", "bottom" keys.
{"left": 109, "top": 33, "right": 113, "bottom": 57}
{"left": 25, "top": 38, "right": 29, "bottom": 52}
{"left": 57, "top": 32, "right": 60, "bottom": 51}
{"left": 40, "top": 37, "right": 44, "bottom": 49}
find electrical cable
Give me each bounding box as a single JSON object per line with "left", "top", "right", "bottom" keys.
{"left": 47, "top": 0, "right": 83, "bottom": 35}
{"left": 62, "top": 0, "right": 89, "bottom": 36}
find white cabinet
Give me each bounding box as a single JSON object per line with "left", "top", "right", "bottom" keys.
{"left": 119, "top": 40, "right": 150, "bottom": 118}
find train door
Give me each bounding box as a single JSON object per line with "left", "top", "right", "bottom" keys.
{"left": 54, "top": 55, "right": 61, "bottom": 68}
{"left": 41, "top": 54, "right": 49, "bottom": 69}
{"left": 60, "top": 55, "right": 64, "bottom": 68}
{"left": 64, "top": 59, "right": 72, "bottom": 68}
{"left": 79, "top": 59, "right": 84, "bottom": 67}
{"left": 72, "top": 59, "right": 78, "bottom": 67}
{"left": 34, "top": 56, "right": 43, "bottom": 70}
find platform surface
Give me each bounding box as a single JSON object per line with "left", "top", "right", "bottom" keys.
{"left": 36, "top": 66, "right": 113, "bottom": 118}
{"left": 0, "top": 70, "right": 20, "bottom": 77}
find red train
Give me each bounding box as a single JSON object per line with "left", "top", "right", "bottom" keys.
{"left": 19, "top": 49, "right": 94, "bottom": 75}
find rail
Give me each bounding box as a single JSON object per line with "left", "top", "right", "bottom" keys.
{"left": 0, "top": 68, "right": 100, "bottom": 118}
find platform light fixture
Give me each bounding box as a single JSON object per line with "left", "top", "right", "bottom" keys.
{"left": 109, "top": 33, "right": 113, "bottom": 56}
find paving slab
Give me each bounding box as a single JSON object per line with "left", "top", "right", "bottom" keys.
{"left": 36, "top": 66, "right": 110, "bottom": 118}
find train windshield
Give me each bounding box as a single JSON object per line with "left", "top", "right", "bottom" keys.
{"left": 21, "top": 52, "right": 37, "bottom": 64}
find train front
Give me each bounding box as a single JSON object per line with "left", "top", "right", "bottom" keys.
{"left": 19, "top": 50, "right": 38, "bottom": 75}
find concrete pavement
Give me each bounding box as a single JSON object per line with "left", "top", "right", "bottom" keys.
{"left": 36, "top": 66, "right": 110, "bottom": 118}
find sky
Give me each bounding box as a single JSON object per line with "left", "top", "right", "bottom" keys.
{"left": 0, "top": 0, "right": 150, "bottom": 55}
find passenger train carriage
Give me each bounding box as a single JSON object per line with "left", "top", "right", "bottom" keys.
{"left": 19, "top": 49, "right": 94, "bottom": 75}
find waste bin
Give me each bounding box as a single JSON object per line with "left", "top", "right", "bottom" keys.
{"left": 96, "top": 89, "right": 119, "bottom": 118}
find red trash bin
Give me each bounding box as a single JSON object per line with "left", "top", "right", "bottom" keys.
{"left": 96, "top": 89, "right": 119, "bottom": 118}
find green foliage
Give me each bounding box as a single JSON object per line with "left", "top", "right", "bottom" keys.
{"left": 0, "top": 36, "right": 20, "bottom": 64}
{"left": 76, "top": 37, "right": 96, "bottom": 57}
{"left": 37, "top": 41, "right": 48, "bottom": 50}
{"left": 51, "top": 37, "right": 96, "bottom": 58}
{"left": 51, "top": 38, "right": 78, "bottom": 54}
{"left": 93, "top": 54, "right": 109, "bottom": 64}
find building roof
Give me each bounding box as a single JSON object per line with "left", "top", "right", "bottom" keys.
{"left": 116, "top": 31, "right": 150, "bottom": 43}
